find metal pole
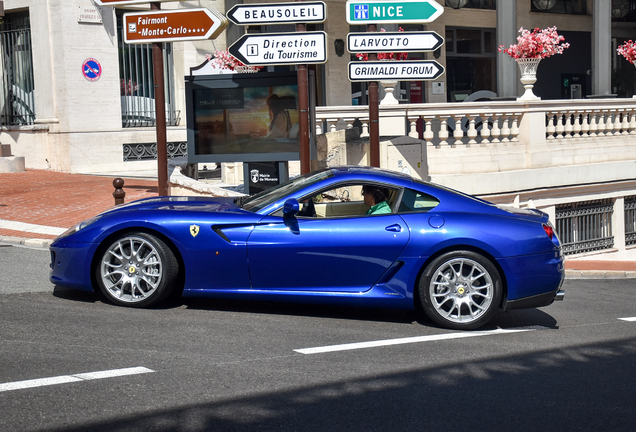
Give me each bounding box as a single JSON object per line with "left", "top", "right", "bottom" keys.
{"left": 151, "top": 2, "right": 169, "bottom": 196}
{"left": 296, "top": 0, "right": 311, "bottom": 175}
{"left": 367, "top": 24, "right": 380, "bottom": 167}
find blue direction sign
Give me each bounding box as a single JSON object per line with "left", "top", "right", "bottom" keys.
{"left": 346, "top": 0, "right": 444, "bottom": 24}
{"left": 348, "top": 60, "right": 444, "bottom": 82}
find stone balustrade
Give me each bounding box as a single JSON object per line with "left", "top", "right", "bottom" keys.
{"left": 315, "top": 98, "right": 636, "bottom": 145}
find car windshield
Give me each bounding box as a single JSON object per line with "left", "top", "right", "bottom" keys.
{"left": 239, "top": 169, "right": 334, "bottom": 213}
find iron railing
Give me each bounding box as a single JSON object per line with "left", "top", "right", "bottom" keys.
{"left": 555, "top": 199, "right": 614, "bottom": 255}
{"left": 0, "top": 13, "right": 35, "bottom": 126}
{"left": 117, "top": 12, "right": 179, "bottom": 128}
{"left": 626, "top": 196, "right": 636, "bottom": 246}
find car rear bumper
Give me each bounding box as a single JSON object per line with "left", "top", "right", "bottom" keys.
{"left": 498, "top": 249, "right": 565, "bottom": 310}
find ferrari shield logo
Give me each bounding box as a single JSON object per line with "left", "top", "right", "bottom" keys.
{"left": 190, "top": 224, "right": 200, "bottom": 238}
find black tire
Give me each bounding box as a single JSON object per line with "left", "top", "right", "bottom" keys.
{"left": 95, "top": 233, "right": 179, "bottom": 308}
{"left": 418, "top": 250, "right": 502, "bottom": 330}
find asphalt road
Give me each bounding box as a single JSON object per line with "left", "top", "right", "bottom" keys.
{"left": 1, "top": 244, "right": 636, "bottom": 432}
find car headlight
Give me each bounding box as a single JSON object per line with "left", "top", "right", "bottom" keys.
{"left": 57, "top": 216, "right": 101, "bottom": 239}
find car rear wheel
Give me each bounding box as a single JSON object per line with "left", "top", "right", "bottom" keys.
{"left": 419, "top": 251, "right": 502, "bottom": 330}
{"left": 96, "top": 233, "right": 178, "bottom": 307}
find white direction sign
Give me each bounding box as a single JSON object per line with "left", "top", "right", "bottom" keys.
{"left": 226, "top": 1, "right": 326, "bottom": 26}
{"left": 228, "top": 32, "right": 327, "bottom": 66}
{"left": 348, "top": 60, "right": 444, "bottom": 82}
{"left": 347, "top": 31, "right": 444, "bottom": 53}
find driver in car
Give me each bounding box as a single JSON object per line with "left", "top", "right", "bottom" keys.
{"left": 362, "top": 186, "right": 391, "bottom": 215}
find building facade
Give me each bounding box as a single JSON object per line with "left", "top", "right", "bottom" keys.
{"left": 1, "top": 0, "right": 635, "bottom": 174}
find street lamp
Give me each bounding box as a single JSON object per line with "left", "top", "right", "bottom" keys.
{"left": 445, "top": 0, "right": 468, "bottom": 9}
{"left": 532, "top": 0, "right": 556, "bottom": 11}
{"left": 612, "top": 0, "right": 630, "bottom": 19}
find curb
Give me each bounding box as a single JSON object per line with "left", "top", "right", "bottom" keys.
{"left": 564, "top": 269, "right": 636, "bottom": 279}
{"left": 0, "top": 235, "right": 53, "bottom": 249}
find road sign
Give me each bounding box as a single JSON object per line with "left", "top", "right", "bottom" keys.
{"left": 95, "top": 0, "right": 176, "bottom": 6}
{"left": 348, "top": 60, "right": 444, "bottom": 81}
{"left": 226, "top": 1, "right": 326, "bottom": 26}
{"left": 82, "top": 58, "right": 102, "bottom": 82}
{"left": 346, "top": 0, "right": 444, "bottom": 24}
{"left": 123, "top": 8, "right": 227, "bottom": 44}
{"left": 347, "top": 31, "right": 444, "bottom": 53}
{"left": 228, "top": 32, "right": 327, "bottom": 66}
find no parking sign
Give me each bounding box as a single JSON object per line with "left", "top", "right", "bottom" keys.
{"left": 82, "top": 58, "right": 102, "bottom": 81}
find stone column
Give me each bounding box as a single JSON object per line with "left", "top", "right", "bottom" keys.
{"left": 593, "top": 0, "right": 612, "bottom": 96}
{"left": 496, "top": 0, "right": 517, "bottom": 98}
{"left": 30, "top": 0, "right": 59, "bottom": 126}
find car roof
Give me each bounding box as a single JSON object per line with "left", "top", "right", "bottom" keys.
{"left": 329, "top": 166, "right": 414, "bottom": 182}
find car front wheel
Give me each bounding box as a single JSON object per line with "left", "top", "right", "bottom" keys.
{"left": 96, "top": 233, "right": 178, "bottom": 307}
{"left": 419, "top": 251, "right": 502, "bottom": 330}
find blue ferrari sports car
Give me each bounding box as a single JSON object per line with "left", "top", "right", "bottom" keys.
{"left": 50, "top": 166, "right": 564, "bottom": 330}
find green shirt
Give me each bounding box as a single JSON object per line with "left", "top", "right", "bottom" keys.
{"left": 366, "top": 200, "right": 392, "bottom": 215}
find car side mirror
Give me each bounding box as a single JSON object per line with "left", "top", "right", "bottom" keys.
{"left": 283, "top": 198, "right": 300, "bottom": 215}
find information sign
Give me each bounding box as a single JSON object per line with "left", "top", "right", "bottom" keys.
{"left": 348, "top": 60, "right": 444, "bottom": 82}
{"left": 347, "top": 31, "right": 443, "bottom": 53}
{"left": 346, "top": 0, "right": 444, "bottom": 24}
{"left": 227, "top": 1, "right": 326, "bottom": 26}
{"left": 228, "top": 32, "right": 327, "bottom": 66}
{"left": 123, "top": 8, "right": 227, "bottom": 44}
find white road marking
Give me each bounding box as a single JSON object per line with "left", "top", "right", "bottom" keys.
{"left": 619, "top": 317, "right": 636, "bottom": 322}
{"left": 294, "top": 328, "right": 534, "bottom": 355}
{"left": 0, "top": 366, "right": 155, "bottom": 392}
{"left": 0, "top": 219, "right": 66, "bottom": 236}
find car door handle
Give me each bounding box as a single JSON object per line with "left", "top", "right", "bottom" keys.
{"left": 385, "top": 224, "right": 402, "bottom": 233}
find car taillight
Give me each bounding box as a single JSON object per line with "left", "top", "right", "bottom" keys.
{"left": 543, "top": 224, "right": 554, "bottom": 239}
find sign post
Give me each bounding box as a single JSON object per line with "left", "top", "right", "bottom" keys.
{"left": 345, "top": 0, "right": 444, "bottom": 168}
{"left": 103, "top": 0, "right": 226, "bottom": 196}
{"left": 227, "top": 0, "right": 327, "bottom": 175}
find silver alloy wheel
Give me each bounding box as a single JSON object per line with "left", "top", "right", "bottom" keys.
{"left": 428, "top": 257, "right": 494, "bottom": 324}
{"left": 100, "top": 236, "right": 163, "bottom": 303}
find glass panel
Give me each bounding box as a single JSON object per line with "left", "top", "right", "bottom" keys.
{"left": 445, "top": 29, "right": 454, "bottom": 53}
{"left": 455, "top": 29, "right": 482, "bottom": 54}
{"left": 116, "top": 10, "right": 178, "bottom": 128}
{"left": 484, "top": 30, "right": 495, "bottom": 54}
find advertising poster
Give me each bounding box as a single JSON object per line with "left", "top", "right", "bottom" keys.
{"left": 193, "top": 85, "right": 299, "bottom": 156}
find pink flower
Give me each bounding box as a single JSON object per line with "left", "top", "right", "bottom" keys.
{"left": 498, "top": 27, "right": 569, "bottom": 59}
{"left": 617, "top": 40, "right": 636, "bottom": 64}
{"left": 206, "top": 50, "right": 263, "bottom": 71}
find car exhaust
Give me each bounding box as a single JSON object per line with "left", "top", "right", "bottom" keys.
{"left": 554, "top": 290, "right": 565, "bottom": 301}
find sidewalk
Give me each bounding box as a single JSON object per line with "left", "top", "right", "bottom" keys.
{"left": 1, "top": 169, "right": 634, "bottom": 279}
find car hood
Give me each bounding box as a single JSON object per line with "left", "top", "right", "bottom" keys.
{"left": 100, "top": 196, "right": 243, "bottom": 215}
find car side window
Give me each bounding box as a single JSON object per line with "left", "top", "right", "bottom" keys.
{"left": 398, "top": 188, "right": 439, "bottom": 213}
{"left": 270, "top": 183, "right": 399, "bottom": 218}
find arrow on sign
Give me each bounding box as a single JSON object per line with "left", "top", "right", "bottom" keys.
{"left": 346, "top": 0, "right": 444, "bottom": 24}
{"left": 123, "top": 8, "right": 227, "bottom": 44}
{"left": 226, "top": 1, "right": 326, "bottom": 26}
{"left": 348, "top": 60, "right": 445, "bottom": 82}
{"left": 347, "top": 31, "right": 444, "bottom": 53}
{"left": 228, "top": 32, "right": 327, "bottom": 66}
